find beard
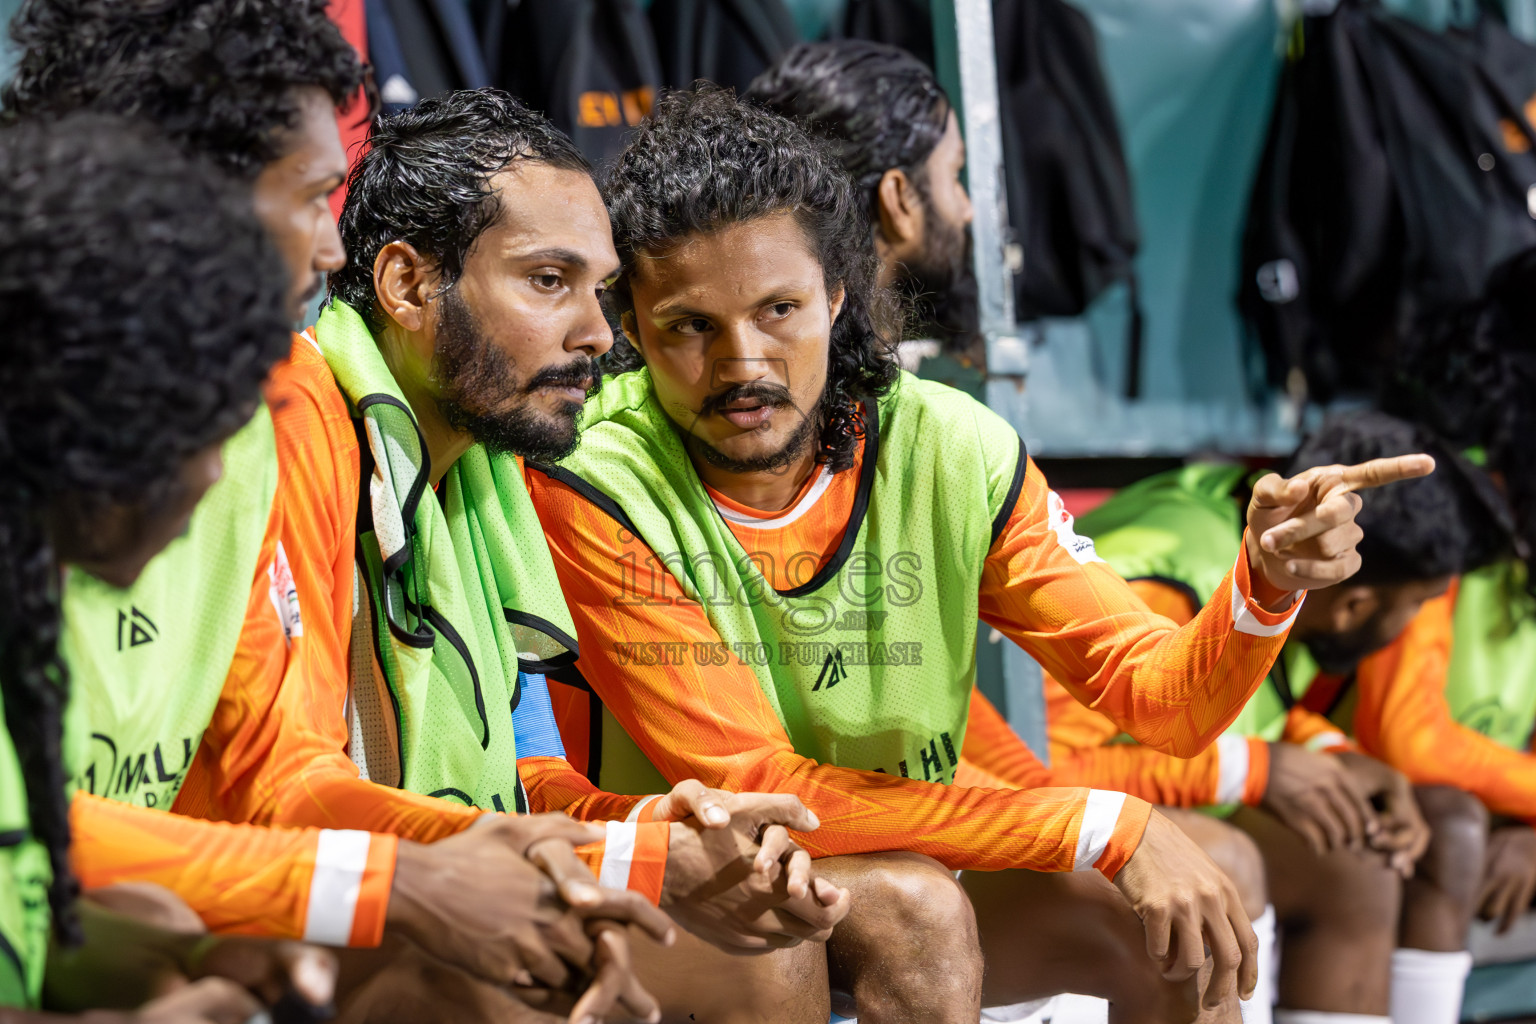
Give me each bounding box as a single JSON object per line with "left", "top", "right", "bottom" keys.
{"left": 1304, "top": 618, "right": 1396, "bottom": 676}
{"left": 895, "top": 197, "right": 979, "bottom": 347}
{"left": 684, "top": 379, "right": 822, "bottom": 475}
{"left": 431, "top": 287, "right": 601, "bottom": 463}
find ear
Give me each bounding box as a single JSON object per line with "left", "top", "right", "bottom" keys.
{"left": 875, "top": 168, "right": 923, "bottom": 248}
{"left": 1326, "top": 584, "right": 1381, "bottom": 634}
{"left": 827, "top": 283, "right": 847, "bottom": 325}
{"left": 620, "top": 310, "right": 642, "bottom": 352}
{"left": 372, "top": 240, "right": 438, "bottom": 332}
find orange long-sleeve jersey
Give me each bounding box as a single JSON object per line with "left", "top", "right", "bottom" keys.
{"left": 75, "top": 337, "right": 664, "bottom": 945}
{"left": 1345, "top": 581, "right": 1536, "bottom": 827}
{"left": 1041, "top": 579, "right": 1352, "bottom": 809}
{"left": 527, "top": 444, "right": 1302, "bottom": 878}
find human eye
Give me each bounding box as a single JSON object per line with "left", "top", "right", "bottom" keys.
{"left": 530, "top": 270, "right": 565, "bottom": 292}
{"left": 671, "top": 317, "right": 713, "bottom": 336}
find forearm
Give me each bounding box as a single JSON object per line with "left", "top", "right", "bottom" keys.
{"left": 71, "top": 793, "right": 394, "bottom": 945}
{"left": 1050, "top": 735, "right": 1269, "bottom": 808}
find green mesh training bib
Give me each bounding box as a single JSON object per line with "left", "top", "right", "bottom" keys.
{"left": 318, "top": 302, "right": 578, "bottom": 812}
{"left": 0, "top": 713, "right": 52, "bottom": 1007}
{"left": 1445, "top": 560, "right": 1536, "bottom": 751}
{"left": 59, "top": 408, "right": 279, "bottom": 811}
{"left": 548, "top": 369, "right": 1024, "bottom": 790}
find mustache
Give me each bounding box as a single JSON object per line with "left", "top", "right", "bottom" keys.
{"left": 524, "top": 356, "right": 601, "bottom": 395}
{"left": 699, "top": 381, "right": 796, "bottom": 419}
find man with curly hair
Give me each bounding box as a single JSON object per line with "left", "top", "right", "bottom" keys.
{"left": 3, "top": 2, "right": 773, "bottom": 1013}
{"left": 0, "top": 109, "right": 341, "bottom": 1023}
{"left": 523, "top": 86, "right": 1433, "bottom": 1023}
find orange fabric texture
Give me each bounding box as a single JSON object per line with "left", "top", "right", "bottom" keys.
{"left": 71, "top": 792, "right": 396, "bottom": 944}
{"left": 1351, "top": 582, "right": 1536, "bottom": 827}
{"left": 528, "top": 448, "right": 1294, "bottom": 878}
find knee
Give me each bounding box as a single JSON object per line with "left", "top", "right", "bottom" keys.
{"left": 1418, "top": 786, "right": 1489, "bottom": 885}
{"left": 845, "top": 851, "right": 978, "bottom": 942}
{"left": 1196, "top": 819, "right": 1270, "bottom": 920}
{"left": 1305, "top": 850, "right": 1403, "bottom": 938}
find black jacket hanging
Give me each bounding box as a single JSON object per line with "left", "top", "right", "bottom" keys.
{"left": 485, "top": 0, "right": 663, "bottom": 167}
{"left": 650, "top": 0, "right": 800, "bottom": 95}
{"left": 1239, "top": 0, "right": 1536, "bottom": 403}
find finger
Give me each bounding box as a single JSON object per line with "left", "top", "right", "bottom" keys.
{"left": 1319, "top": 781, "right": 1371, "bottom": 850}
{"left": 1231, "top": 898, "right": 1259, "bottom": 1002}
{"left": 1141, "top": 903, "right": 1173, "bottom": 966}
{"left": 1285, "top": 812, "right": 1330, "bottom": 858}
{"left": 1336, "top": 454, "right": 1436, "bottom": 493}
{"left": 1163, "top": 908, "right": 1205, "bottom": 983}
{"left": 1296, "top": 793, "right": 1349, "bottom": 853}
{"left": 496, "top": 813, "right": 606, "bottom": 853}
{"left": 527, "top": 839, "right": 605, "bottom": 909}
{"left": 813, "top": 876, "right": 850, "bottom": 909}
{"left": 568, "top": 926, "right": 659, "bottom": 1024}
{"left": 1507, "top": 872, "right": 1536, "bottom": 936}
{"left": 1486, "top": 879, "right": 1517, "bottom": 934}
{"left": 784, "top": 847, "right": 814, "bottom": 900}
{"left": 1260, "top": 491, "right": 1361, "bottom": 554}
{"left": 732, "top": 792, "right": 821, "bottom": 833}
{"left": 1281, "top": 551, "right": 1363, "bottom": 588}
{"left": 754, "top": 825, "right": 794, "bottom": 876}
{"left": 651, "top": 780, "right": 731, "bottom": 828}
{"left": 145, "top": 977, "right": 263, "bottom": 1024}
{"left": 1250, "top": 469, "right": 1310, "bottom": 511}
{"left": 1201, "top": 910, "right": 1242, "bottom": 1010}
{"left": 561, "top": 882, "right": 676, "bottom": 946}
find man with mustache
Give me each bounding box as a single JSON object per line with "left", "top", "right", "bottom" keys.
{"left": 524, "top": 87, "right": 1432, "bottom": 1023}
{"left": 6, "top": 2, "right": 836, "bottom": 1013}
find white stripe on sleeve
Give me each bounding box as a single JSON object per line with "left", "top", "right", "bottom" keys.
{"left": 1073, "top": 790, "right": 1127, "bottom": 871}
{"left": 1215, "top": 734, "right": 1252, "bottom": 805}
{"left": 1230, "top": 555, "right": 1304, "bottom": 638}
{"left": 302, "top": 829, "right": 371, "bottom": 945}
{"left": 1305, "top": 731, "right": 1349, "bottom": 752}
{"left": 625, "top": 795, "right": 663, "bottom": 823}
{"left": 598, "top": 821, "right": 637, "bottom": 891}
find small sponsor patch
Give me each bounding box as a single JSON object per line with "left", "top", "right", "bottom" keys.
{"left": 1047, "top": 491, "right": 1103, "bottom": 565}
{"left": 268, "top": 540, "right": 304, "bottom": 645}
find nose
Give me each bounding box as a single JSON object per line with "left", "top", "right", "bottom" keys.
{"left": 958, "top": 184, "right": 975, "bottom": 227}
{"left": 314, "top": 209, "right": 346, "bottom": 274}
{"left": 568, "top": 290, "right": 615, "bottom": 359}
{"left": 710, "top": 322, "right": 778, "bottom": 389}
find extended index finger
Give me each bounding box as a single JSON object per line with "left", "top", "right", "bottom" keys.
{"left": 1336, "top": 454, "right": 1435, "bottom": 494}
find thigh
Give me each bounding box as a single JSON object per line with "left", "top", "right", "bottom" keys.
{"left": 630, "top": 923, "right": 830, "bottom": 1024}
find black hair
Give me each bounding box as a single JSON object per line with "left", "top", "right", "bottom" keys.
{"left": 745, "top": 41, "right": 951, "bottom": 223}
{"left": 1382, "top": 255, "right": 1536, "bottom": 594}
{"left": 330, "top": 88, "right": 592, "bottom": 332}
{"left": 1286, "top": 411, "right": 1512, "bottom": 588}
{"left": 2, "top": 0, "right": 365, "bottom": 179}
{"left": 0, "top": 113, "right": 290, "bottom": 943}
{"left": 603, "top": 85, "right": 900, "bottom": 473}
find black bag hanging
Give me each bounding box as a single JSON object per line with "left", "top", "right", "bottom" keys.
{"left": 993, "top": 0, "right": 1140, "bottom": 333}
{"left": 650, "top": 0, "right": 800, "bottom": 95}
{"left": 484, "top": 0, "right": 663, "bottom": 167}
{"left": 367, "top": 0, "right": 491, "bottom": 113}
{"left": 1239, "top": 0, "right": 1536, "bottom": 404}
{"left": 846, "top": 0, "right": 1144, "bottom": 395}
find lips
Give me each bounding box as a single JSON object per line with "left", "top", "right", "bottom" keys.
{"left": 721, "top": 403, "right": 774, "bottom": 429}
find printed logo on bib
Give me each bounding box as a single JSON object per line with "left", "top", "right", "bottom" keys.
{"left": 115, "top": 607, "right": 158, "bottom": 650}
{"left": 77, "top": 731, "right": 200, "bottom": 808}
{"left": 871, "top": 731, "right": 960, "bottom": 784}
{"left": 813, "top": 649, "right": 846, "bottom": 691}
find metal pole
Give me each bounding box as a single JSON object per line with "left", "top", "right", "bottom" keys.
{"left": 932, "top": 0, "right": 1047, "bottom": 758}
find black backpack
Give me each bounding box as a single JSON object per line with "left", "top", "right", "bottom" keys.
{"left": 483, "top": 0, "right": 663, "bottom": 167}
{"left": 846, "top": 0, "right": 1143, "bottom": 393}
{"left": 1239, "top": 0, "right": 1536, "bottom": 403}
{"left": 650, "top": 0, "right": 800, "bottom": 95}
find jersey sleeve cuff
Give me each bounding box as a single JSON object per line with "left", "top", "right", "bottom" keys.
{"left": 350, "top": 832, "right": 396, "bottom": 947}
{"left": 1076, "top": 791, "right": 1151, "bottom": 880}
{"left": 303, "top": 830, "right": 395, "bottom": 948}
{"left": 590, "top": 821, "right": 670, "bottom": 906}
{"left": 1242, "top": 738, "right": 1271, "bottom": 805}
{"left": 1232, "top": 536, "right": 1305, "bottom": 636}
